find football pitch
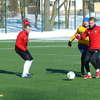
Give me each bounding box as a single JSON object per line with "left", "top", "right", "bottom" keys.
{"left": 0, "top": 40, "right": 100, "bottom": 100}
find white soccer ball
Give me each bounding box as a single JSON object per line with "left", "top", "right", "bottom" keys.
{"left": 67, "top": 71, "right": 75, "bottom": 80}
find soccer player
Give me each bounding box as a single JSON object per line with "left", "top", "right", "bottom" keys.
{"left": 15, "top": 19, "right": 33, "bottom": 78}
{"left": 68, "top": 17, "right": 89, "bottom": 75}
{"left": 76, "top": 17, "right": 100, "bottom": 79}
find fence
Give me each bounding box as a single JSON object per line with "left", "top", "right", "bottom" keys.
{"left": 0, "top": 0, "right": 95, "bottom": 33}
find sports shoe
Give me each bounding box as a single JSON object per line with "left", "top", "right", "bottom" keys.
{"left": 84, "top": 74, "right": 92, "bottom": 79}
{"left": 22, "top": 73, "right": 32, "bottom": 78}
{"left": 95, "top": 71, "right": 100, "bottom": 78}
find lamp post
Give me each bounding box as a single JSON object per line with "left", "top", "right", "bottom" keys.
{"left": 58, "top": 0, "right": 60, "bottom": 29}
{"left": 5, "top": 0, "right": 7, "bottom": 33}
{"left": 89, "top": 0, "right": 94, "bottom": 17}
{"left": 74, "top": 0, "right": 76, "bottom": 29}
{"left": 40, "top": 0, "right": 44, "bottom": 32}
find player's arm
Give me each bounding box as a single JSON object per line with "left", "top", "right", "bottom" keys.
{"left": 23, "top": 35, "right": 28, "bottom": 44}
{"left": 68, "top": 29, "right": 78, "bottom": 47}
{"left": 22, "top": 33, "right": 28, "bottom": 50}
{"left": 16, "top": 36, "right": 27, "bottom": 51}
{"left": 76, "top": 30, "right": 88, "bottom": 40}
{"left": 17, "top": 33, "right": 28, "bottom": 51}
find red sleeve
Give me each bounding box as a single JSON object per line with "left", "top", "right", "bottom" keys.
{"left": 16, "top": 31, "right": 28, "bottom": 51}
{"left": 21, "top": 33, "right": 28, "bottom": 43}
{"left": 16, "top": 34, "right": 26, "bottom": 51}
{"left": 81, "top": 30, "right": 88, "bottom": 39}
{"left": 75, "top": 30, "right": 88, "bottom": 40}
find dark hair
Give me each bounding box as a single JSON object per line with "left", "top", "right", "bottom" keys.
{"left": 24, "top": 24, "right": 31, "bottom": 28}
{"left": 89, "top": 17, "right": 96, "bottom": 22}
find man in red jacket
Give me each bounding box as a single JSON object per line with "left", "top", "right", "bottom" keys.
{"left": 76, "top": 17, "right": 100, "bottom": 79}
{"left": 15, "top": 23, "right": 33, "bottom": 78}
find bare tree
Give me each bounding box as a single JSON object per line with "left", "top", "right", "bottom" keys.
{"left": 64, "top": 0, "right": 69, "bottom": 28}
{"left": 27, "top": 0, "right": 40, "bottom": 28}
{"left": 43, "top": 0, "right": 66, "bottom": 31}
{"left": 64, "top": 0, "right": 71, "bottom": 28}
{"left": 44, "top": 0, "right": 50, "bottom": 31}
{"left": 34, "top": 0, "right": 40, "bottom": 28}
{"left": 83, "top": 0, "right": 87, "bottom": 18}
{"left": 9, "top": 0, "right": 18, "bottom": 17}
{"left": 17, "top": 0, "right": 26, "bottom": 27}
{"left": 49, "top": 0, "right": 58, "bottom": 30}
{"left": 0, "top": 0, "right": 4, "bottom": 28}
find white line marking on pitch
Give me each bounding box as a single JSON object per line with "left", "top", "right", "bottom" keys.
{"left": 33, "top": 53, "right": 79, "bottom": 56}
{"left": 0, "top": 45, "right": 77, "bottom": 50}
{"left": 0, "top": 45, "right": 67, "bottom": 50}
{"left": 30, "top": 45, "right": 67, "bottom": 48}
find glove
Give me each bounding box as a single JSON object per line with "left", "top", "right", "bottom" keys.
{"left": 68, "top": 41, "right": 72, "bottom": 47}
{"left": 76, "top": 34, "right": 81, "bottom": 40}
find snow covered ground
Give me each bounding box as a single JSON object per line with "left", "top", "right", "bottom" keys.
{"left": 0, "top": 29, "right": 75, "bottom": 40}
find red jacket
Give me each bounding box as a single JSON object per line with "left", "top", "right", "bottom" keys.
{"left": 15, "top": 30, "right": 29, "bottom": 51}
{"left": 79, "top": 26, "right": 100, "bottom": 50}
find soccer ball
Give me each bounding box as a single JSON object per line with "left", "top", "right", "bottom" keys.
{"left": 67, "top": 71, "right": 75, "bottom": 80}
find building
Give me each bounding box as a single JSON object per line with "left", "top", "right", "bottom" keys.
{"left": 94, "top": 2, "right": 100, "bottom": 12}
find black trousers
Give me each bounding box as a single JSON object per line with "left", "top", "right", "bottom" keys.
{"left": 84, "top": 49, "right": 100, "bottom": 72}
{"left": 81, "top": 51, "right": 87, "bottom": 74}
{"left": 15, "top": 47, "right": 33, "bottom": 61}
{"left": 78, "top": 44, "right": 88, "bottom": 74}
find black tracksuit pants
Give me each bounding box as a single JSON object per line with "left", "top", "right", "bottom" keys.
{"left": 84, "top": 49, "right": 100, "bottom": 73}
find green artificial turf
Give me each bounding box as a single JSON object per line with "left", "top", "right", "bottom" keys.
{"left": 0, "top": 40, "right": 99, "bottom": 100}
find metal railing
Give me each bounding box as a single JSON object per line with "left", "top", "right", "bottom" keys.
{"left": 0, "top": 0, "right": 96, "bottom": 33}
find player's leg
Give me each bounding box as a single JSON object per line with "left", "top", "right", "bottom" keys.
{"left": 78, "top": 45, "right": 88, "bottom": 75}
{"left": 96, "top": 51, "right": 100, "bottom": 78}
{"left": 15, "top": 48, "right": 33, "bottom": 78}
{"left": 15, "top": 48, "right": 30, "bottom": 60}
{"left": 78, "top": 45, "right": 85, "bottom": 75}
{"left": 96, "top": 51, "right": 100, "bottom": 70}
{"left": 22, "top": 50, "right": 33, "bottom": 78}
{"left": 84, "top": 50, "right": 92, "bottom": 79}
{"left": 91, "top": 51, "right": 100, "bottom": 78}
{"left": 81, "top": 52, "right": 86, "bottom": 75}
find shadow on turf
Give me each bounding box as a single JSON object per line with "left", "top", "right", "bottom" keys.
{"left": 46, "top": 68, "right": 82, "bottom": 77}
{"left": 0, "top": 70, "right": 21, "bottom": 77}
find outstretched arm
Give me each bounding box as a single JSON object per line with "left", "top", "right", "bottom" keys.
{"left": 68, "top": 29, "right": 78, "bottom": 47}
{"left": 76, "top": 30, "right": 88, "bottom": 40}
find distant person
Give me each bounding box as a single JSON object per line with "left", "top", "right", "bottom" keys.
{"left": 68, "top": 17, "right": 89, "bottom": 75}
{"left": 76, "top": 17, "right": 100, "bottom": 79}
{"left": 15, "top": 19, "right": 33, "bottom": 78}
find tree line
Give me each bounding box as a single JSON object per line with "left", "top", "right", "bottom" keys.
{"left": 0, "top": 0, "right": 99, "bottom": 31}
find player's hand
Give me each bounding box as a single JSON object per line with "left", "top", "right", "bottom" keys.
{"left": 76, "top": 34, "right": 81, "bottom": 40}
{"left": 68, "top": 41, "right": 72, "bottom": 47}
